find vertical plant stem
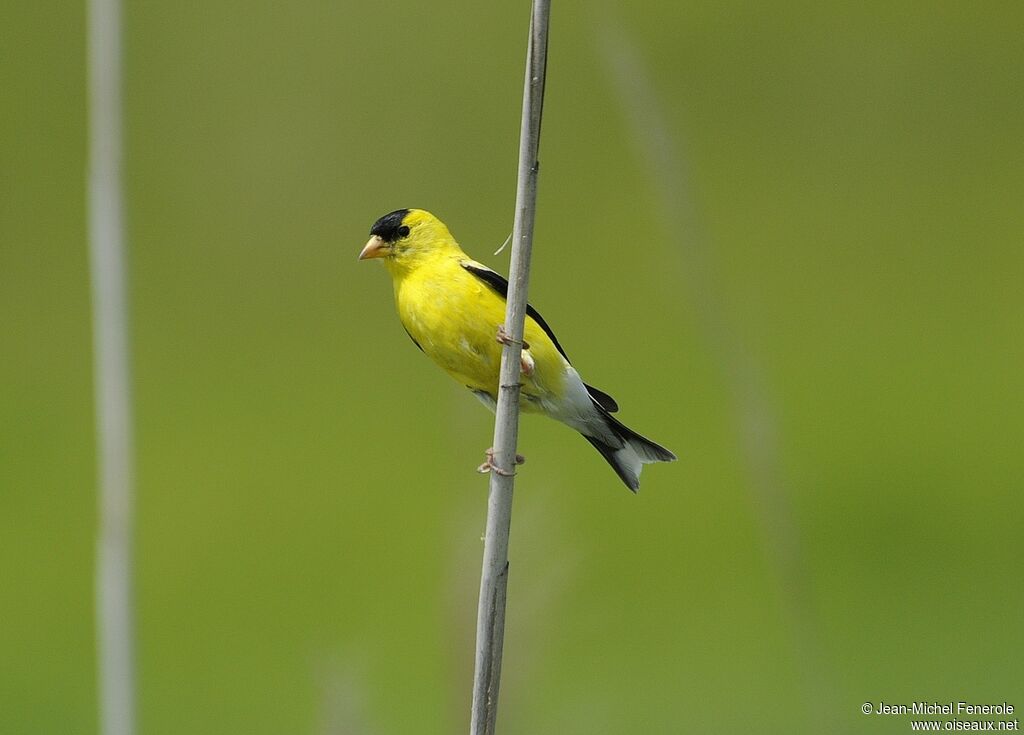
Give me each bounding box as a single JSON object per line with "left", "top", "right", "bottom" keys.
{"left": 88, "top": 0, "right": 136, "bottom": 733}
{"left": 470, "top": 1, "right": 551, "bottom": 734}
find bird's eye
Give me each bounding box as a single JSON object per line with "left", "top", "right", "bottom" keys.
{"left": 398, "top": 225, "right": 411, "bottom": 238}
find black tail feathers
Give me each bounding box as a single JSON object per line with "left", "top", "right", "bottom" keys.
{"left": 584, "top": 405, "right": 676, "bottom": 492}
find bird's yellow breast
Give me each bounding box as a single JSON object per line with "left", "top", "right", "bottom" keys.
{"left": 391, "top": 255, "right": 566, "bottom": 408}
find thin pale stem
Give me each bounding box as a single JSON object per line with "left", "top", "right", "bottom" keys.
{"left": 469, "top": 2, "right": 551, "bottom": 734}
{"left": 88, "top": 0, "right": 136, "bottom": 733}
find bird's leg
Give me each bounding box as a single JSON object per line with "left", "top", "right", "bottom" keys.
{"left": 495, "top": 325, "right": 534, "bottom": 376}
{"left": 476, "top": 447, "right": 526, "bottom": 476}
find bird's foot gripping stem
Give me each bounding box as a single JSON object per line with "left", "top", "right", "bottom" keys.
{"left": 476, "top": 447, "right": 526, "bottom": 477}
{"left": 495, "top": 325, "right": 535, "bottom": 376}
{"left": 495, "top": 325, "right": 529, "bottom": 351}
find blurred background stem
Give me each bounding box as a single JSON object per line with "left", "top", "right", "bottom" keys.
{"left": 598, "top": 17, "right": 838, "bottom": 731}
{"left": 88, "top": 0, "right": 136, "bottom": 732}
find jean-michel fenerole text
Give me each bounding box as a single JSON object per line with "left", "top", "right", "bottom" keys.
{"left": 875, "top": 702, "right": 1014, "bottom": 716}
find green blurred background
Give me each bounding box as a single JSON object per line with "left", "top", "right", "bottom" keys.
{"left": 3, "top": 1, "right": 1022, "bottom": 733}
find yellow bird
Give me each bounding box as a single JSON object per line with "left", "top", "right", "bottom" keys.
{"left": 359, "top": 208, "right": 675, "bottom": 491}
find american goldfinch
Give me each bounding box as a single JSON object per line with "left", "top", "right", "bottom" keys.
{"left": 359, "top": 208, "right": 676, "bottom": 491}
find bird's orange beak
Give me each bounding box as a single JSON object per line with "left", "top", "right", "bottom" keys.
{"left": 358, "top": 235, "right": 389, "bottom": 260}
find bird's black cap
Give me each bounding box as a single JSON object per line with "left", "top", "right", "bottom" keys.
{"left": 369, "top": 209, "right": 410, "bottom": 243}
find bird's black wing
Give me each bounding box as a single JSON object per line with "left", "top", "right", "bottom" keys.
{"left": 461, "top": 260, "right": 569, "bottom": 360}
{"left": 583, "top": 383, "right": 619, "bottom": 413}
{"left": 461, "top": 260, "right": 619, "bottom": 413}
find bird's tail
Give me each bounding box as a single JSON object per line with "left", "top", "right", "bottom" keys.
{"left": 583, "top": 407, "right": 676, "bottom": 493}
